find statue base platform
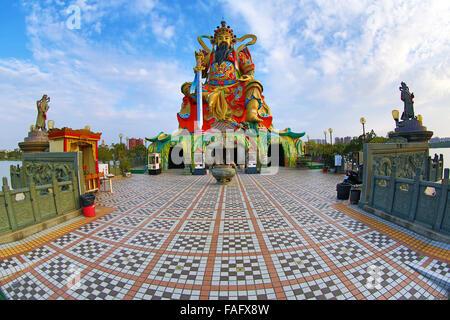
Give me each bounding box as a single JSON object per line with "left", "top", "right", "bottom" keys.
{"left": 18, "top": 131, "right": 49, "bottom": 153}
{"left": 389, "top": 130, "right": 433, "bottom": 143}
{"left": 390, "top": 119, "right": 433, "bottom": 143}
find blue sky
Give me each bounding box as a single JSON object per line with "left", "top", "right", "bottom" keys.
{"left": 1, "top": 0, "right": 449, "bottom": 149}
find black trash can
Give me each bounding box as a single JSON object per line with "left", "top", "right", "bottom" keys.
{"left": 349, "top": 188, "right": 361, "bottom": 205}
{"left": 336, "top": 182, "right": 352, "bottom": 200}
{"left": 80, "top": 193, "right": 96, "bottom": 217}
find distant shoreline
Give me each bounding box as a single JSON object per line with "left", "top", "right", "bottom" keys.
{"left": 430, "top": 141, "right": 450, "bottom": 148}
{"left": 0, "top": 159, "right": 21, "bottom": 162}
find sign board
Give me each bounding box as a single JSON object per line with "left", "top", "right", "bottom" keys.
{"left": 248, "top": 151, "right": 257, "bottom": 168}
{"left": 194, "top": 151, "right": 204, "bottom": 169}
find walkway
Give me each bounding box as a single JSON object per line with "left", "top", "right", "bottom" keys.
{"left": 0, "top": 169, "right": 448, "bottom": 300}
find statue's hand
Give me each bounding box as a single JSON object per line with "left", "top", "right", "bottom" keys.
{"left": 194, "top": 50, "right": 205, "bottom": 72}
{"left": 238, "top": 74, "right": 253, "bottom": 82}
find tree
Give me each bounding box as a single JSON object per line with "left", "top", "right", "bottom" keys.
{"left": 369, "top": 136, "right": 388, "bottom": 143}
{"left": 112, "top": 143, "right": 127, "bottom": 163}
{"left": 98, "top": 145, "right": 113, "bottom": 164}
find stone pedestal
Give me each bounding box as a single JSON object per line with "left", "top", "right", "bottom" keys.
{"left": 389, "top": 119, "right": 433, "bottom": 143}
{"left": 18, "top": 130, "right": 49, "bottom": 154}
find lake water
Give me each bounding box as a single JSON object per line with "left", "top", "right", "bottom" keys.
{"left": 0, "top": 161, "right": 21, "bottom": 188}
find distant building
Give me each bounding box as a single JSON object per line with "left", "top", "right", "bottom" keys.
{"left": 343, "top": 136, "right": 352, "bottom": 143}
{"left": 128, "top": 138, "right": 144, "bottom": 150}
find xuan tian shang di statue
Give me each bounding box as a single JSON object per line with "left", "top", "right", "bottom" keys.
{"left": 177, "top": 21, "right": 273, "bottom": 132}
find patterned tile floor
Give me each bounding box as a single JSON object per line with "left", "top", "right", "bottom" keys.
{"left": 0, "top": 169, "right": 449, "bottom": 300}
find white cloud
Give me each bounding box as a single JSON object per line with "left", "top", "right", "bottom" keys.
{"left": 2, "top": 0, "right": 449, "bottom": 150}
{"left": 222, "top": 0, "right": 450, "bottom": 139}
{"left": 0, "top": 1, "right": 190, "bottom": 149}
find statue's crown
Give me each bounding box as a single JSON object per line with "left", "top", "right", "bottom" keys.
{"left": 214, "top": 20, "right": 235, "bottom": 39}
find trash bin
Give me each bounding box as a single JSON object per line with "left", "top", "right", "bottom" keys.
{"left": 80, "top": 193, "right": 96, "bottom": 217}
{"left": 336, "top": 182, "right": 352, "bottom": 200}
{"left": 349, "top": 188, "right": 361, "bottom": 204}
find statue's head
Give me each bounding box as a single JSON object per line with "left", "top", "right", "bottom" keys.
{"left": 212, "top": 20, "right": 236, "bottom": 47}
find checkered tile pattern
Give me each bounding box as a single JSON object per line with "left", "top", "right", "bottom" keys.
{"left": 125, "top": 231, "right": 169, "bottom": 250}
{"left": 257, "top": 217, "right": 294, "bottom": 231}
{"left": 292, "top": 213, "right": 326, "bottom": 226}
{"left": 262, "top": 230, "right": 308, "bottom": 251}
{"left": 213, "top": 255, "right": 271, "bottom": 285}
{"left": 50, "top": 233, "right": 82, "bottom": 249}
{"left": 75, "top": 221, "right": 104, "bottom": 234}
{"left": 209, "top": 288, "right": 276, "bottom": 300}
{"left": 386, "top": 246, "right": 425, "bottom": 268}
{"left": 136, "top": 283, "right": 201, "bottom": 300}
{"left": 0, "top": 169, "right": 448, "bottom": 300}
{"left": 156, "top": 210, "right": 186, "bottom": 218}
{"left": 284, "top": 275, "right": 353, "bottom": 300}
{"left": 271, "top": 248, "right": 332, "bottom": 280}
{"left": 68, "top": 269, "right": 133, "bottom": 299}
{"left": 35, "top": 254, "right": 88, "bottom": 289}
{"left": 129, "top": 207, "right": 159, "bottom": 216}
{"left": 359, "top": 231, "right": 397, "bottom": 251}
{"left": 114, "top": 216, "right": 147, "bottom": 227}
{"left": 320, "top": 239, "right": 372, "bottom": 268}
{"left": 339, "top": 219, "right": 371, "bottom": 234}
{"left": 66, "top": 239, "right": 113, "bottom": 263}
{"left": 167, "top": 234, "right": 212, "bottom": 253}
{"left": 220, "top": 219, "right": 254, "bottom": 233}
{"left": 99, "top": 248, "right": 155, "bottom": 276}
{"left": 179, "top": 220, "right": 214, "bottom": 233}
{"left": 0, "top": 257, "right": 22, "bottom": 276}
{"left": 217, "top": 234, "right": 261, "bottom": 253}
{"left": 21, "top": 246, "right": 56, "bottom": 264}
{"left": 187, "top": 210, "right": 216, "bottom": 219}
{"left": 427, "top": 259, "right": 450, "bottom": 277}
{"left": 93, "top": 226, "right": 132, "bottom": 242}
{"left": 1, "top": 272, "right": 54, "bottom": 300}
{"left": 342, "top": 257, "right": 409, "bottom": 299}
{"left": 144, "top": 219, "right": 178, "bottom": 232}
{"left": 222, "top": 210, "right": 250, "bottom": 219}
{"left": 304, "top": 225, "right": 346, "bottom": 243}
{"left": 253, "top": 207, "right": 283, "bottom": 218}
{"left": 149, "top": 255, "right": 207, "bottom": 285}
{"left": 321, "top": 209, "right": 349, "bottom": 221}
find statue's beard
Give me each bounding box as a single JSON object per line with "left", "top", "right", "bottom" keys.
{"left": 214, "top": 42, "right": 233, "bottom": 66}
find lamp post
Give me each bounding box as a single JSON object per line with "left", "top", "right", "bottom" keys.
{"left": 360, "top": 117, "right": 366, "bottom": 143}
{"left": 119, "top": 133, "right": 123, "bottom": 145}
{"left": 328, "top": 128, "right": 333, "bottom": 146}
{"left": 323, "top": 130, "right": 327, "bottom": 145}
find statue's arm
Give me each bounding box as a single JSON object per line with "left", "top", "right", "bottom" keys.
{"left": 201, "top": 51, "right": 210, "bottom": 78}
{"left": 238, "top": 49, "right": 255, "bottom": 79}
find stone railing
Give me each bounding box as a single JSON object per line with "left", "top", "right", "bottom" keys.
{"left": 0, "top": 172, "right": 80, "bottom": 236}
{"left": 367, "top": 164, "right": 449, "bottom": 238}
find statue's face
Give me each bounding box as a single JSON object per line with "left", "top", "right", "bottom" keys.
{"left": 216, "top": 34, "right": 231, "bottom": 46}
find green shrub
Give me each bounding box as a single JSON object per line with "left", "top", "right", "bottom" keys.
{"left": 119, "top": 158, "right": 131, "bottom": 174}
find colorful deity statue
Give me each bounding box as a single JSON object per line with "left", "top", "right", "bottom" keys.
{"left": 177, "top": 21, "right": 273, "bottom": 132}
